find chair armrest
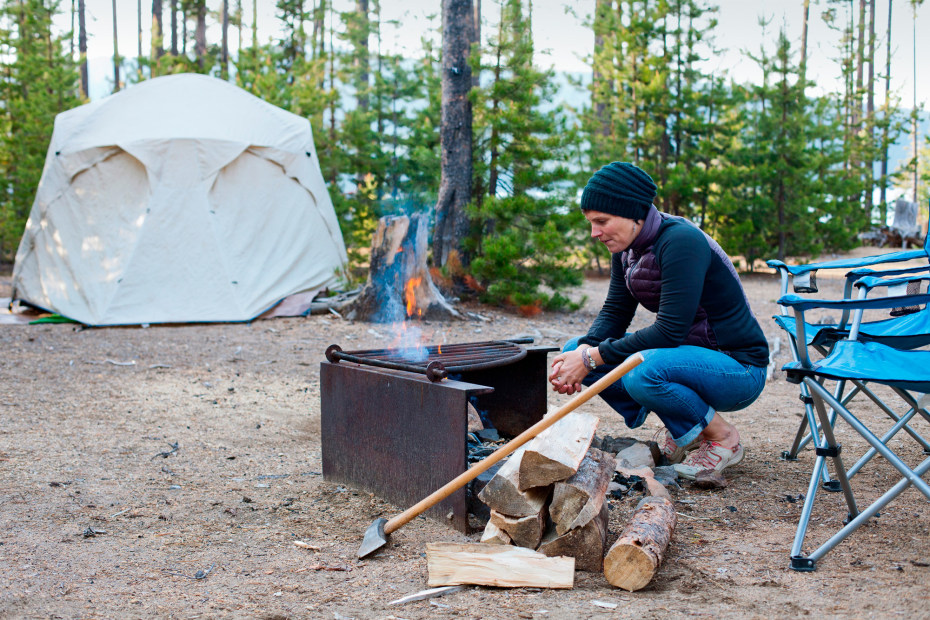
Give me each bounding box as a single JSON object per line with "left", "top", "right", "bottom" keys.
{"left": 778, "top": 292, "right": 930, "bottom": 312}
{"left": 847, "top": 264, "right": 930, "bottom": 279}
{"left": 853, "top": 274, "right": 930, "bottom": 293}
{"left": 778, "top": 249, "right": 928, "bottom": 276}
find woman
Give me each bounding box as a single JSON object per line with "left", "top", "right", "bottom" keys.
{"left": 550, "top": 162, "right": 769, "bottom": 480}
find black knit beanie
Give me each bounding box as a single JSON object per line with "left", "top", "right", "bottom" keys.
{"left": 580, "top": 162, "right": 657, "bottom": 220}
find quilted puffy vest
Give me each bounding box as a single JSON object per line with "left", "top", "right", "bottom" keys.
{"left": 621, "top": 209, "right": 719, "bottom": 350}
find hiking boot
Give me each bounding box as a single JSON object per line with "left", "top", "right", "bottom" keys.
{"left": 654, "top": 428, "right": 702, "bottom": 465}
{"left": 673, "top": 440, "right": 744, "bottom": 480}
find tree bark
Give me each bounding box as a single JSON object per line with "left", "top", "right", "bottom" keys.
{"left": 346, "top": 214, "right": 460, "bottom": 322}
{"left": 152, "top": 0, "right": 164, "bottom": 61}
{"left": 221, "top": 0, "right": 229, "bottom": 79}
{"left": 137, "top": 0, "right": 143, "bottom": 78}
{"left": 799, "top": 0, "right": 810, "bottom": 87}
{"left": 550, "top": 447, "right": 615, "bottom": 535}
{"left": 111, "top": 0, "right": 120, "bottom": 92}
{"left": 170, "top": 0, "right": 178, "bottom": 55}
{"left": 432, "top": 0, "right": 475, "bottom": 271}
{"left": 538, "top": 503, "right": 608, "bottom": 572}
{"left": 195, "top": 0, "right": 207, "bottom": 68}
{"left": 880, "top": 0, "right": 892, "bottom": 207}
{"left": 489, "top": 508, "right": 547, "bottom": 548}
{"left": 477, "top": 447, "right": 550, "bottom": 518}
{"left": 604, "top": 496, "right": 677, "bottom": 591}
{"left": 78, "top": 0, "right": 88, "bottom": 98}
{"left": 356, "top": 0, "right": 370, "bottom": 111}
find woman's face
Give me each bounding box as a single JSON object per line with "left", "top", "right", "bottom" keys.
{"left": 584, "top": 210, "right": 640, "bottom": 253}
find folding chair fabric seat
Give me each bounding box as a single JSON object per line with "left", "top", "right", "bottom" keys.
{"left": 784, "top": 339, "right": 930, "bottom": 392}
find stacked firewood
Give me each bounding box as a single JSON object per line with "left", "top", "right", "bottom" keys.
{"left": 476, "top": 413, "right": 677, "bottom": 591}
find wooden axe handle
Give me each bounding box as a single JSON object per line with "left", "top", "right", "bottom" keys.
{"left": 383, "top": 352, "right": 644, "bottom": 535}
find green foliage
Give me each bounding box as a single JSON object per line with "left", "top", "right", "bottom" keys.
{"left": 0, "top": 0, "right": 80, "bottom": 260}
{"left": 467, "top": 0, "right": 583, "bottom": 311}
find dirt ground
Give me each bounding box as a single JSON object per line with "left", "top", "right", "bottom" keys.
{"left": 1, "top": 257, "right": 929, "bottom": 619}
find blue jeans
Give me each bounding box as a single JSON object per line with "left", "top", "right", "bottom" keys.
{"left": 563, "top": 338, "right": 766, "bottom": 446}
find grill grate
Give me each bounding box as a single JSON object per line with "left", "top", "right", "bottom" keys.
{"left": 325, "top": 339, "right": 530, "bottom": 382}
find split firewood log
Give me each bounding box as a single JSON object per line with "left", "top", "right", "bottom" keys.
{"left": 426, "top": 543, "right": 574, "bottom": 588}
{"left": 489, "top": 507, "right": 547, "bottom": 549}
{"left": 549, "top": 447, "right": 616, "bottom": 534}
{"left": 537, "top": 503, "right": 608, "bottom": 572}
{"left": 603, "top": 496, "right": 677, "bottom": 591}
{"left": 480, "top": 520, "right": 512, "bottom": 545}
{"left": 478, "top": 447, "right": 550, "bottom": 518}
{"left": 519, "top": 412, "right": 599, "bottom": 491}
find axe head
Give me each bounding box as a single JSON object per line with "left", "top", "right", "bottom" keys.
{"left": 357, "top": 517, "right": 389, "bottom": 559}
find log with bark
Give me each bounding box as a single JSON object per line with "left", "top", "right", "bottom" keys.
{"left": 518, "top": 412, "right": 599, "bottom": 491}
{"left": 426, "top": 542, "right": 574, "bottom": 588}
{"left": 603, "top": 496, "right": 677, "bottom": 591}
{"left": 478, "top": 447, "right": 550, "bottom": 518}
{"left": 538, "top": 503, "right": 609, "bottom": 572}
{"left": 345, "top": 213, "right": 460, "bottom": 322}
{"left": 549, "top": 446, "right": 616, "bottom": 535}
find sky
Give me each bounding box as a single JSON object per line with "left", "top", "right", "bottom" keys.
{"left": 68, "top": 0, "right": 930, "bottom": 110}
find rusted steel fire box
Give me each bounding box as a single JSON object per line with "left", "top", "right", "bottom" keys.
{"left": 320, "top": 342, "right": 555, "bottom": 532}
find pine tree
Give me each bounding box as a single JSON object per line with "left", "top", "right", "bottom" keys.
{"left": 0, "top": 0, "right": 80, "bottom": 260}
{"left": 467, "top": 0, "right": 582, "bottom": 311}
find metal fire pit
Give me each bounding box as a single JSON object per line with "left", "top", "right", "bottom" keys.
{"left": 320, "top": 338, "right": 556, "bottom": 532}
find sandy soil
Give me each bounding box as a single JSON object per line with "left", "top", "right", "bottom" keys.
{"left": 1, "top": 263, "right": 929, "bottom": 619}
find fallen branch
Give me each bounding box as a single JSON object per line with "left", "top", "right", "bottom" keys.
{"left": 387, "top": 585, "right": 464, "bottom": 606}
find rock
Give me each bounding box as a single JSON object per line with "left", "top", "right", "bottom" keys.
{"left": 693, "top": 469, "right": 728, "bottom": 489}
{"left": 652, "top": 466, "right": 680, "bottom": 489}
{"left": 615, "top": 442, "right": 655, "bottom": 470}
{"left": 594, "top": 435, "right": 639, "bottom": 453}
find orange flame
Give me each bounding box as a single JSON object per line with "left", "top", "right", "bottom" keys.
{"left": 404, "top": 277, "right": 423, "bottom": 318}
{"left": 438, "top": 344, "right": 442, "bottom": 355}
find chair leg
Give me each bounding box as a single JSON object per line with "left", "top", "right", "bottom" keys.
{"left": 799, "top": 456, "right": 930, "bottom": 569}
{"left": 808, "top": 380, "right": 930, "bottom": 499}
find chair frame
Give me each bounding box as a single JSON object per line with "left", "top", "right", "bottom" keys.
{"left": 779, "top": 286, "right": 930, "bottom": 571}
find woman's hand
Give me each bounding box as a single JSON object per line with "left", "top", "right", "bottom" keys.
{"left": 549, "top": 348, "right": 589, "bottom": 395}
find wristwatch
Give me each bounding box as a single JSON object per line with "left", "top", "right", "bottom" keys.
{"left": 584, "top": 346, "right": 599, "bottom": 370}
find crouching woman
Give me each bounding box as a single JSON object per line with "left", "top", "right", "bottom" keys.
{"left": 549, "top": 162, "right": 769, "bottom": 480}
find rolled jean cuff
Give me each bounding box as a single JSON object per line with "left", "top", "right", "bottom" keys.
{"left": 674, "top": 406, "right": 715, "bottom": 446}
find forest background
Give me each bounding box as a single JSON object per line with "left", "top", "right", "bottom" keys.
{"left": 1, "top": 0, "right": 929, "bottom": 312}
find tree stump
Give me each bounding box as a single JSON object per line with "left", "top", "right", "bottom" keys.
{"left": 345, "top": 213, "right": 460, "bottom": 322}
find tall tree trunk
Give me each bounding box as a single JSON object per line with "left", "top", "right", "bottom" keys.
{"left": 112, "top": 0, "right": 120, "bottom": 92}
{"left": 432, "top": 0, "right": 475, "bottom": 271}
{"left": 880, "top": 0, "right": 892, "bottom": 208}
{"left": 195, "top": 0, "right": 206, "bottom": 68}
{"left": 472, "top": 0, "right": 481, "bottom": 88}
{"left": 866, "top": 0, "right": 876, "bottom": 215}
{"left": 152, "top": 0, "right": 164, "bottom": 61}
{"left": 237, "top": 0, "right": 243, "bottom": 56}
{"left": 221, "top": 0, "right": 229, "bottom": 79}
{"left": 78, "top": 0, "right": 88, "bottom": 98}
{"left": 854, "top": 0, "right": 866, "bottom": 132}
{"left": 799, "top": 0, "right": 810, "bottom": 87}
{"left": 137, "top": 0, "right": 143, "bottom": 79}
{"left": 170, "top": 0, "right": 178, "bottom": 55}
{"left": 252, "top": 0, "right": 258, "bottom": 49}
{"left": 70, "top": 0, "right": 75, "bottom": 56}
{"left": 593, "top": 0, "right": 610, "bottom": 139}
{"left": 912, "top": 2, "right": 918, "bottom": 203}
{"left": 356, "top": 0, "right": 370, "bottom": 112}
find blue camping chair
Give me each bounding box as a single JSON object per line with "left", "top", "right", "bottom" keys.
{"left": 767, "top": 231, "right": 930, "bottom": 472}
{"left": 779, "top": 280, "right": 930, "bottom": 570}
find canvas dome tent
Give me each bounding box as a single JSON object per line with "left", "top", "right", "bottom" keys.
{"left": 11, "top": 73, "right": 348, "bottom": 326}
